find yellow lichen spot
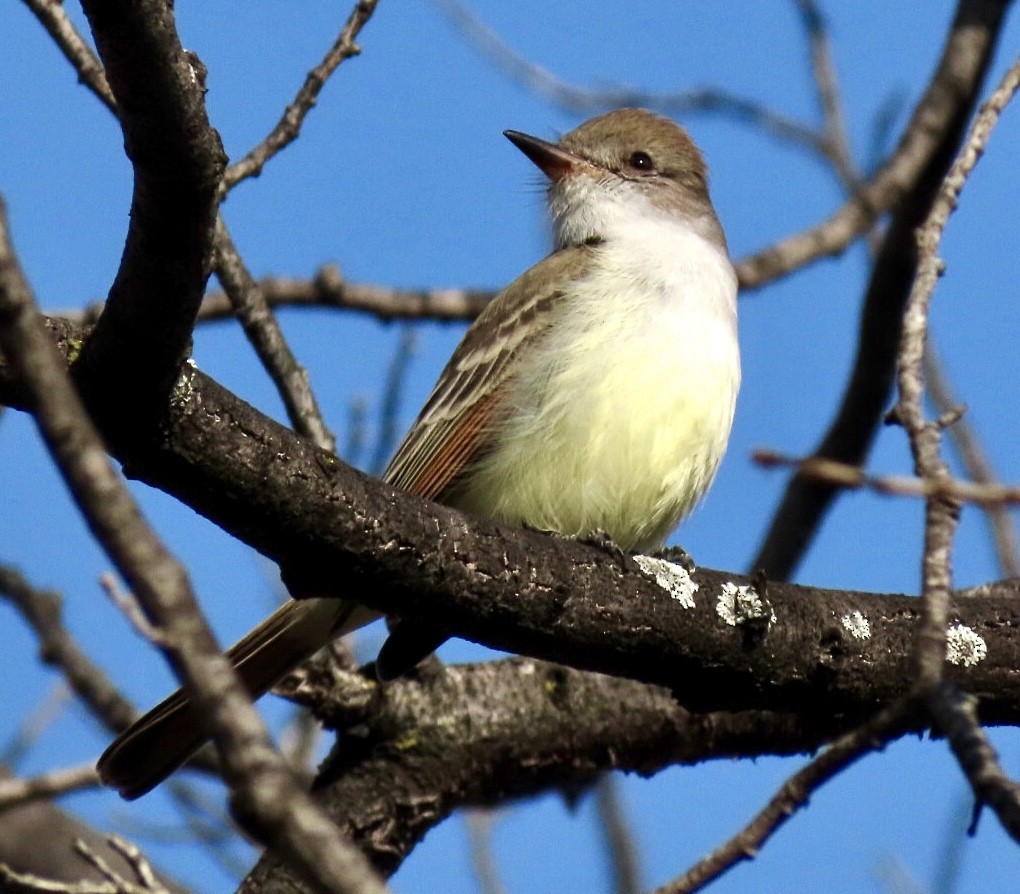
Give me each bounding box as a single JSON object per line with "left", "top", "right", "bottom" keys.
{"left": 66, "top": 337, "right": 84, "bottom": 364}
{"left": 395, "top": 731, "right": 419, "bottom": 751}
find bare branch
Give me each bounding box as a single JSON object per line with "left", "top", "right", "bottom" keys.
{"left": 0, "top": 201, "right": 389, "bottom": 894}
{"left": 737, "top": 0, "right": 1009, "bottom": 288}
{"left": 2, "top": 683, "right": 71, "bottom": 767}
{"left": 71, "top": 0, "right": 226, "bottom": 442}
{"left": 213, "top": 219, "right": 336, "bottom": 452}
{"left": 436, "top": 0, "right": 828, "bottom": 159}
{"left": 654, "top": 702, "right": 918, "bottom": 894}
{"left": 0, "top": 766, "right": 100, "bottom": 811}
{"left": 929, "top": 682, "right": 1020, "bottom": 841}
{"left": 6, "top": 315, "right": 1020, "bottom": 721}
{"left": 465, "top": 811, "right": 507, "bottom": 894}
{"left": 753, "top": 449, "right": 1020, "bottom": 506}
{"left": 595, "top": 775, "right": 643, "bottom": 894}
{"left": 20, "top": 0, "right": 117, "bottom": 115}
{"left": 247, "top": 659, "right": 850, "bottom": 882}
{"left": 368, "top": 328, "right": 417, "bottom": 476}
{"left": 16, "top": 835, "right": 174, "bottom": 894}
{"left": 51, "top": 268, "right": 494, "bottom": 327}
{"left": 0, "top": 565, "right": 137, "bottom": 737}
{"left": 895, "top": 49, "right": 1020, "bottom": 686}
{"left": 21, "top": 0, "right": 340, "bottom": 454}
{"left": 793, "top": 0, "right": 860, "bottom": 191}
{"left": 751, "top": 0, "right": 1008, "bottom": 578}
{"left": 893, "top": 48, "right": 1020, "bottom": 841}
{"left": 222, "top": 0, "right": 381, "bottom": 193}
{"left": 925, "top": 346, "right": 1020, "bottom": 577}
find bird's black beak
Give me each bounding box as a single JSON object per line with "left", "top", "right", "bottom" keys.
{"left": 504, "top": 130, "right": 584, "bottom": 181}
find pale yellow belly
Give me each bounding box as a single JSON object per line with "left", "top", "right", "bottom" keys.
{"left": 448, "top": 304, "right": 739, "bottom": 552}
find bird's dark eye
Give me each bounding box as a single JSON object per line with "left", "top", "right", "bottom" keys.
{"left": 628, "top": 151, "right": 654, "bottom": 172}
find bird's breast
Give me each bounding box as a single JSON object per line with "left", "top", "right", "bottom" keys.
{"left": 449, "top": 229, "right": 740, "bottom": 552}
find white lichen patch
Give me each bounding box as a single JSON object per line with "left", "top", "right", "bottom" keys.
{"left": 170, "top": 359, "right": 198, "bottom": 410}
{"left": 716, "top": 582, "right": 775, "bottom": 627}
{"left": 840, "top": 610, "right": 871, "bottom": 640}
{"left": 945, "top": 624, "right": 987, "bottom": 667}
{"left": 633, "top": 555, "right": 698, "bottom": 609}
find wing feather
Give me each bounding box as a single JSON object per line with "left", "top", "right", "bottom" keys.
{"left": 384, "top": 244, "right": 594, "bottom": 499}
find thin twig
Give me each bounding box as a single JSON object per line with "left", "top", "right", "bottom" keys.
{"left": 465, "top": 811, "right": 507, "bottom": 894}
{"left": 1, "top": 682, "right": 71, "bottom": 767}
{"left": 20, "top": 0, "right": 117, "bottom": 114}
{"left": 436, "top": 0, "right": 827, "bottom": 159}
{"left": 0, "top": 765, "right": 100, "bottom": 810}
{"left": 793, "top": 0, "right": 860, "bottom": 192}
{"left": 105, "top": 837, "right": 163, "bottom": 892}
{"left": 894, "top": 51, "right": 1020, "bottom": 686}
{"left": 99, "top": 572, "right": 172, "bottom": 648}
{"left": 52, "top": 268, "right": 494, "bottom": 327}
{"left": 928, "top": 681, "right": 1020, "bottom": 840}
{"left": 213, "top": 219, "right": 336, "bottom": 451}
{"left": 754, "top": 449, "right": 1020, "bottom": 507}
{"left": 68, "top": 836, "right": 169, "bottom": 894}
{"left": 222, "top": 0, "right": 381, "bottom": 192}
{"left": 595, "top": 775, "right": 642, "bottom": 894}
{"left": 0, "top": 565, "right": 138, "bottom": 736}
{"left": 924, "top": 345, "right": 1020, "bottom": 577}
{"left": 737, "top": 0, "right": 1009, "bottom": 289}
{"left": 893, "top": 52, "right": 1020, "bottom": 841}
{"left": 368, "top": 328, "right": 417, "bottom": 475}
{"left": 654, "top": 702, "right": 917, "bottom": 894}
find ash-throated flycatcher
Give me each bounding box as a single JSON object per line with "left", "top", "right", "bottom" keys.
{"left": 98, "top": 108, "right": 740, "bottom": 799}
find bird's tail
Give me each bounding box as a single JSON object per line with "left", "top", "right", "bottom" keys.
{"left": 97, "top": 597, "right": 377, "bottom": 800}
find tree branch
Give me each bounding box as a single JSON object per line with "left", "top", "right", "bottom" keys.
{"left": 51, "top": 269, "right": 494, "bottom": 328}
{"left": 737, "top": 0, "right": 1008, "bottom": 289}
{"left": 3, "top": 317, "right": 1020, "bottom": 721}
{"left": 212, "top": 220, "right": 336, "bottom": 452}
{"left": 0, "top": 565, "right": 137, "bottom": 737}
{"left": 750, "top": 0, "right": 1007, "bottom": 577}
{"left": 72, "top": 0, "right": 226, "bottom": 443}
{"left": 222, "top": 0, "right": 380, "bottom": 192}
{"left": 242, "top": 659, "right": 868, "bottom": 885}
{"left": 0, "top": 203, "right": 388, "bottom": 894}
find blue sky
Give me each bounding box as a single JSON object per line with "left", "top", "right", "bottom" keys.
{"left": 2, "top": 2, "right": 1020, "bottom": 892}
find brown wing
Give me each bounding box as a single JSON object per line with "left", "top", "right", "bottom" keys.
{"left": 383, "top": 244, "right": 595, "bottom": 500}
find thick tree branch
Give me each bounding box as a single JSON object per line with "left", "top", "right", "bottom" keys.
{"left": 242, "top": 659, "right": 873, "bottom": 886}
{"left": 72, "top": 0, "right": 226, "bottom": 442}
{"left": 22, "top": 0, "right": 343, "bottom": 456}
{"left": 2, "top": 317, "right": 1020, "bottom": 721}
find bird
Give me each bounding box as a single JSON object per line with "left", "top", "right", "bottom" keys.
{"left": 97, "top": 107, "right": 740, "bottom": 799}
